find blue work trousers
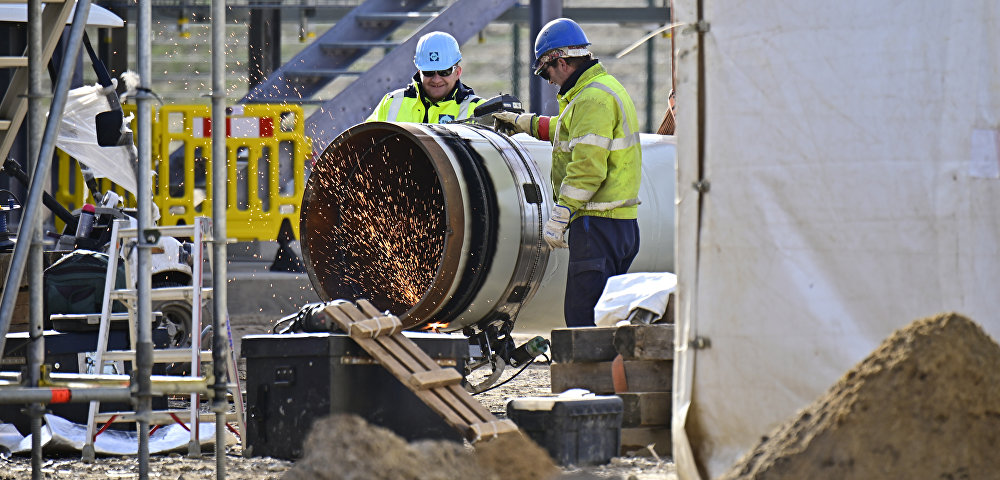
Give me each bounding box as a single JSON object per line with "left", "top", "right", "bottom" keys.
{"left": 564, "top": 216, "right": 640, "bottom": 327}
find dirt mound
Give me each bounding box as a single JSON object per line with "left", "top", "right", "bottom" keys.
{"left": 283, "top": 415, "right": 559, "bottom": 480}
{"left": 474, "top": 429, "right": 560, "bottom": 480}
{"left": 721, "top": 312, "right": 1000, "bottom": 480}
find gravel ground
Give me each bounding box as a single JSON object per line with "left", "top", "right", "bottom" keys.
{"left": 0, "top": 328, "right": 675, "bottom": 479}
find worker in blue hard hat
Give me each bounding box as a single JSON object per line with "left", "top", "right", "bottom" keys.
{"left": 493, "top": 18, "right": 642, "bottom": 328}
{"left": 366, "top": 31, "right": 483, "bottom": 124}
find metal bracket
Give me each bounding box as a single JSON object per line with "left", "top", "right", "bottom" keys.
{"left": 142, "top": 228, "right": 161, "bottom": 244}
{"left": 689, "top": 336, "right": 711, "bottom": 349}
{"left": 682, "top": 20, "right": 711, "bottom": 35}
{"left": 693, "top": 179, "right": 711, "bottom": 193}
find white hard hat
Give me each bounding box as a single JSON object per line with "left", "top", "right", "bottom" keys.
{"left": 414, "top": 31, "right": 462, "bottom": 71}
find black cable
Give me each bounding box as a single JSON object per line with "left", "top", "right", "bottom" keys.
{"left": 271, "top": 314, "right": 298, "bottom": 334}
{"left": 136, "top": 87, "right": 165, "bottom": 106}
{"left": 472, "top": 358, "right": 535, "bottom": 396}
{"left": 0, "top": 189, "right": 22, "bottom": 207}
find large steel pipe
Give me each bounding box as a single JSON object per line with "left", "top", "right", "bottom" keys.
{"left": 301, "top": 122, "right": 675, "bottom": 331}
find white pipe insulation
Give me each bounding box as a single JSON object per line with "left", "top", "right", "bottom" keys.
{"left": 300, "top": 121, "right": 675, "bottom": 332}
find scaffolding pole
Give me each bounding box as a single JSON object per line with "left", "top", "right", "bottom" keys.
{"left": 210, "top": 0, "right": 230, "bottom": 478}
{"left": 26, "top": 0, "right": 45, "bottom": 477}
{"left": 0, "top": 387, "right": 132, "bottom": 404}
{"left": 135, "top": 0, "right": 155, "bottom": 476}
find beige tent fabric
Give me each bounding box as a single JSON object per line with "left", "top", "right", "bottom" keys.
{"left": 672, "top": 1, "right": 1000, "bottom": 478}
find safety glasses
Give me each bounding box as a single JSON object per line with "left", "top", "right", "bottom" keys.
{"left": 535, "top": 61, "right": 554, "bottom": 80}
{"left": 420, "top": 65, "right": 457, "bottom": 78}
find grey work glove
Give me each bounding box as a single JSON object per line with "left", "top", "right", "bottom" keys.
{"left": 543, "top": 204, "right": 571, "bottom": 249}
{"left": 492, "top": 112, "right": 535, "bottom": 136}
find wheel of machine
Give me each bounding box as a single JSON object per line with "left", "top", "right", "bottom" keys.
{"left": 151, "top": 280, "right": 195, "bottom": 348}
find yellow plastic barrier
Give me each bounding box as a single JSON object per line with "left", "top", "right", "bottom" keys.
{"left": 52, "top": 152, "right": 136, "bottom": 232}
{"left": 53, "top": 104, "right": 310, "bottom": 241}
{"left": 157, "top": 104, "right": 310, "bottom": 241}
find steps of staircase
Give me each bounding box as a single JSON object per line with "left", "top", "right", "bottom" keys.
{"left": 319, "top": 40, "right": 400, "bottom": 51}
{"left": 355, "top": 11, "right": 438, "bottom": 23}
{"left": 284, "top": 68, "right": 365, "bottom": 79}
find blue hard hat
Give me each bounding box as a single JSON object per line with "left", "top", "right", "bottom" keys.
{"left": 414, "top": 31, "right": 462, "bottom": 71}
{"left": 533, "top": 18, "right": 591, "bottom": 63}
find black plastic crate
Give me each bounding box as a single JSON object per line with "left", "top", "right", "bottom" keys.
{"left": 506, "top": 395, "right": 623, "bottom": 466}
{"left": 242, "top": 332, "right": 469, "bottom": 460}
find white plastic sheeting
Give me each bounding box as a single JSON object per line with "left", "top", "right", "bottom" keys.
{"left": 594, "top": 272, "right": 676, "bottom": 327}
{"left": 671, "top": 1, "right": 1000, "bottom": 478}
{"left": 0, "top": 4, "right": 124, "bottom": 27}
{"left": 0, "top": 415, "right": 235, "bottom": 455}
{"left": 56, "top": 83, "right": 138, "bottom": 195}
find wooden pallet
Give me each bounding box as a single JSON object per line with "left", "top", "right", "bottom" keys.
{"left": 316, "top": 299, "right": 519, "bottom": 442}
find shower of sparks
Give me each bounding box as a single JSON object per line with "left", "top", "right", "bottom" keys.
{"left": 306, "top": 133, "right": 446, "bottom": 314}
{"left": 421, "top": 322, "right": 449, "bottom": 333}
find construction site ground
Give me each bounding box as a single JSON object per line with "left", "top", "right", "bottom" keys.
{"left": 0, "top": 252, "right": 677, "bottom": 479}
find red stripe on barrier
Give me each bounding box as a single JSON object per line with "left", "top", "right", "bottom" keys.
{"left": 50, "top": 389, "right": 71, "bottom": 404}
{"left": 260, "top": 117, "right": 274, "bottom": 137}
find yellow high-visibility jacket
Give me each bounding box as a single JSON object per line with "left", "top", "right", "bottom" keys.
{"left": 365, "top": 74, "right": 482, "bottom": 124}
{"left": 534, "top": 62, "right": 642, "bottom": 220}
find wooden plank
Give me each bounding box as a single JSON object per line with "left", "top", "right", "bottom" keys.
{"left": 443, "top": 383, "right": 495, "bottom": 423}
{"left": 613, "top": 324, "right": 675, "bottom": 360}
{"left": 359, "top": 302, "right": 496, "bottom": 423}
{"left": 367, "top": 335, "right": 484, "bottom": 424}
{"left": 320, "top": 300, "right": 505, "bottom": 440}
{"left": 618, "top": 392, "right": 671, "bottom": 427}
{"left": 359, "top": 335, "right": 469, "bottom": 428}
{"left": 550, "top": 327, "right": 617, "bottom": 363}
{"left": 347, "top": 314, "right": 402, "bottom": 338}
{"left": 551, "top": 360, "right": 672, "bottom": 394}
{"left": 467, "top": 419, "right": 520, "bottom": 441}
{"left": 323, "top": 305, "right": 471, "bottom": 428}
{"left": 409, "top": 369, "right": 463, "bottom": 390}
{"left": 620, "top": 427, "right": 671, "bottom": 457}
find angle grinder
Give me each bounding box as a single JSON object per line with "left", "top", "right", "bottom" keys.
{"left": 452, "top": 93, "right": 524, "bottom": 130}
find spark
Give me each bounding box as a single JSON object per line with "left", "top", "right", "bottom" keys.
{"left": 306, "top": 134, "right": 447, "bottom": 314}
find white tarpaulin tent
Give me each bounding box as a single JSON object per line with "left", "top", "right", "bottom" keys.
{"left": 671, "top": 1, "right": 1000, "bottom": 478}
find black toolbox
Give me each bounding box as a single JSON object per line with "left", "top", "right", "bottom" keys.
{"left": 506, "top": 394, "right": 624, "bottom": 466}
{"left": 242, "top": 332, "right": 469, "bottom": 460}
{"left": 0, "top": 330, "right": 166, "bottom": 434}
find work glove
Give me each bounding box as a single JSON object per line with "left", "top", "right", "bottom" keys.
{"left": 492, "top": 112, "right": 535, "bottom": 136}
{"left": 543, "top": 204, "right": 572, "bottom": 249}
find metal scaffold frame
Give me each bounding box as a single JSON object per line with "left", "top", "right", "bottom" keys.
{"left": 0, "top": 0, "right": 234, "bottom": 478}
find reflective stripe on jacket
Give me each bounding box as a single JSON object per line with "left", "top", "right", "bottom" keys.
{"left": 365, "top": 73, "right": 482, "bottom": 124}
{"left": 547, "top": 62, "right": 641, "bottom": 220}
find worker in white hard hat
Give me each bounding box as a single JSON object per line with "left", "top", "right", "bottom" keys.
{"left": 493, "top": 18, "right": 642, "bottom": 328}
{"left": 366, "top": 31, "right": 483, "bottom": 123}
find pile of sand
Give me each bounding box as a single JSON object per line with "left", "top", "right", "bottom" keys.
{"left": 283, "top": 415, "right": 559, "bottom": 480}
{"left": 722, "top": 312, "right": 1000, "bottom": 479}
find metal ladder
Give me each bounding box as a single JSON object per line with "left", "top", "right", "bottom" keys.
{"left": 80, "top": 217, "right": 246, "bottom": 460}
{"left": 243, "top": 0, "right": 437, "bottom": 103}
{"left": 0, "top": 0, "right": 78, "bottom": 162}
{"left": 241, "top": 0, "right": 518, "bottom": 152}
